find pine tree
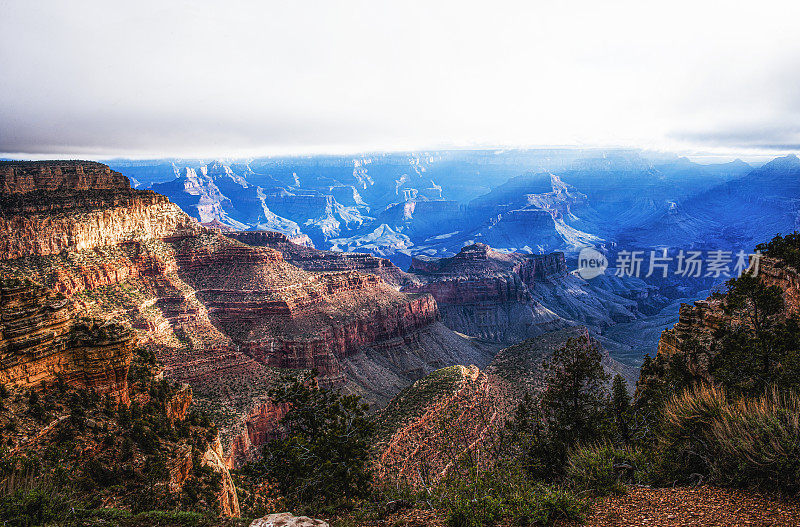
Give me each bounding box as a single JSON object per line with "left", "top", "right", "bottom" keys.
{"left": 609, "top": 374, "right": 631, "bottom": 445}
{"left": 540, "top": 335, "right": 610, "bottom": 444}
{"left": 261, "top": 372, "right": 374, "bottom": 506}
{"left": 712, "top": 272, "right": 800, "bottom": 395}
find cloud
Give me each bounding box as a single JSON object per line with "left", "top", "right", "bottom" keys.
{"left": 2, "top": 0, "right": 800, "bottom": 157}
{"left": 670, "top": 125, "right": 800, "bottom": 151}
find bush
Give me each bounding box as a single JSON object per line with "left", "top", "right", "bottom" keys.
{"left": 513, "top": 484, "right": 585, "bottom": 526}
{"left": 710, "top": 387, "right": 800, "bottom": 493}
{"left": 657, "top": 383, "right": 726, "bottom": 483}
{"left": 446, "top": 492, "right": 502, "bottom": 527}
{"left": 658, "top": 384, "right": 800, "bottom": 495}
{"left": 438, "top": 470, "right": 584, "bottom": 527}
{"left": 0, "top": 487, "right": 67, "bottom": 527}
{"left": 566, "top": 444, "right": 648, "bottom": 495}
{"left": 260, "top": 373, "right": 374, "bottom": 508}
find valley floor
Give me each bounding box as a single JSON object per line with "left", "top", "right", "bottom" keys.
{"left": 342, "top": 486, "right": 800, "bottom": 527}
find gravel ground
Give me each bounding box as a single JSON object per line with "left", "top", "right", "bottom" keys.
{"left": 570, "top": 486, "right": 800, "bottom": 527}
{"left": 341, "top": 485, "right": 800, "bottom": 526}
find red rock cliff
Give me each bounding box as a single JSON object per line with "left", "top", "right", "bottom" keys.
{"left": 0, "top": 270, "right": 135, "bottom": 403}
{"left": 227, "top": 230, "right": 418, "bottom": 287}
{"left": 0, "top": 161, "right": 200, "bottom": 261}
{"left": 0, "top": 160, "right": 130, "bottom": 193}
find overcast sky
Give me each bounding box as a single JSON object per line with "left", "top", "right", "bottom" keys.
{"left": 2, "top": 0, "right": 800, "bottom": 159}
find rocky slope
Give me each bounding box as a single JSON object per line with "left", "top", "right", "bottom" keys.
{"left": 404, "top": 243, "right": 656, "bottom": 346}
{"left": 0, "top": 270, "right": 239, "bottom": 515}
{"left": 0, "top": 365, "right": 241, "bottom": 516}
{"left": 375, "top": 327, "right": 634, "bottom": 487}
{"left": 652, "top": 255, "right": 799, "bottom": 381}
{"left": 226, "top": 230, "right": 418, "bottom": 288}
{"left": 0, "top": 269, "right": 135, "bottom": 403}
{"left": 0, "top": 160, "right": 494, "bottom": 467}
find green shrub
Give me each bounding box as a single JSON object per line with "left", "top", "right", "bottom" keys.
{"left": 261, "top": 373, "right": 374, "bottom": 507}
{"left": 566, "top": 444, "right": 648, "bottom": 495}
{"left": 709, "top": 387, "right": 800, "bottom": 493}
{"left": 0, "top": 487, "right": 67, "bottom": 527}
{"left": 657, "top": 383, "right": 726, "bottom": 482}
{"left": 511, "top": 484, "right": 585, "bottom": 526}
{"left": 438, "top": 471, "right": 584, "bottom": 527}
{"left": 446, "top": 493, "right": 502, "bottom": 527}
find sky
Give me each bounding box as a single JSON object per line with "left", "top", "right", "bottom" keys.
{"left": 2, "top": 0, "right": 800, "bottom": 159}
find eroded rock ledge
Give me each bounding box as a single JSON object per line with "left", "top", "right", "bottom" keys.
{"left": 0, "top": 271, "right": 135, "bottom": 403}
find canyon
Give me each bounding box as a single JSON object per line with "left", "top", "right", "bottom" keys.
{"left": 401, "top": 242, "right": 664, "bottom": 373}
{"left": 0, "top": 161, "right": 493, "bottom": 470}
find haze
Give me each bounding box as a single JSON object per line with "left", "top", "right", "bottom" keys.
{"left": 2, "top": 0, "right": 800, "bottom": 158}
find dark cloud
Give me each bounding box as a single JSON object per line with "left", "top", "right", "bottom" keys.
{"left": 669, "top": 124, "right": 800, "bottom": 151}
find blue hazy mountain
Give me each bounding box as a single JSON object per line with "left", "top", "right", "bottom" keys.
{"left": 618, "top": 154, "right": 800, "bottom": 254}
{"left": 103, "top": 149, "right": 800, "bottom": 268}
{"left": 102, "top": 149, "right": 800, "bottom": 368}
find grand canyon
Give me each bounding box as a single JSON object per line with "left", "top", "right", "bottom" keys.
{"left": 4, "top": 2, "right": 800, "bottom": 524}
{"left": 3, "top": 151, "right": 800, "bottom": 525}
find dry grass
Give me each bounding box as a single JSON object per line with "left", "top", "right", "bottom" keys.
{"left": 660, "top": 383, "right": 800, "bottom": 494}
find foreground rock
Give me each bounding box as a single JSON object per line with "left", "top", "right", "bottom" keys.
{"left": 250, "top": 512, "right": 329, "bottom": 527}
{"left": 653, "top": 255, "right": 800, "bottom": 383}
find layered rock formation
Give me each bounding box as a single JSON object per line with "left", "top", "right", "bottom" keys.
{"left": 1, "top": 160, "right": 494, "bottom": 468}
{"left": 0, "top": 160, "right": 130, "bottom": 193}
{"left": 0, "top": 161, "right": 199, "bottom": 261}
{"left": 0, "top": 269, "right": 135, "bottom": 403}
{"left": 226, "top": 230, "right": 417, "bottom": 287}
{"left": 405, "top": 243, "right": 643, "bottom": 343}
{"left": 0, "top": 371, "right": 240, "bottom": 517}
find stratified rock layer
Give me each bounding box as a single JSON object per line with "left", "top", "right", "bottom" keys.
{"left": 405, "top": 244, "right": 572, "bottom": 342}
{"left": 0, "top": 160, "right": 493, "bottom": 467}
{"left": 0, "top": 161, "right": 200, "bottom": 261}
{"left": 0, "top": 271, "right": 135, "bottom": 403}
{"left": 0, "top": 160, "right": 130, "bottom": 193}
{"left": 227, "top": 230, "right": 417, "bottom": 287}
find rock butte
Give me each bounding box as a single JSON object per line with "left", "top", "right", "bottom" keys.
{"left": 0, "top": 161, "right": 492, "bottom": 468}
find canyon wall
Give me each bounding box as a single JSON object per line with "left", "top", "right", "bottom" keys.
{"left": 0, "top": 161, "right": 200, "bottom": 261}
{"left": 404, "top": 244, "right": 572, "bottom": 342}
{"left": 0, "top": 270, "right": 135, "bottom": 403}
{"left": 0, "top": 160, "right": 130, "bottom": 193}
{"left": 227, "top": 230, "right": 417, "bottom": 287}
{"left": 0, "top": 161, "right": 492, "bottom": 467}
